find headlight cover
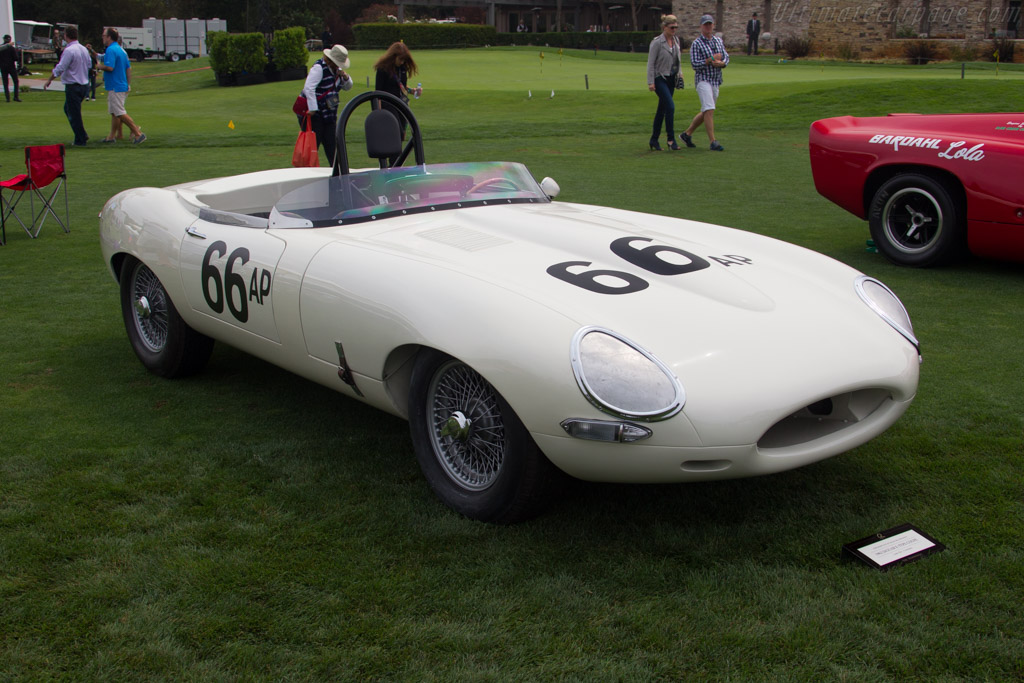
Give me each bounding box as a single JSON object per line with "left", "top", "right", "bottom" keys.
{"left": 570, "top": 326, "right": 684, "bottom": 421}
{"left": 855, "top": 276, "right": 919, "bottom": 352}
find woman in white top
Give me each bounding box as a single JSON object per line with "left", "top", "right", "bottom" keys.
{"left": 646, "top": 15, "right": 683, "bottom": 150}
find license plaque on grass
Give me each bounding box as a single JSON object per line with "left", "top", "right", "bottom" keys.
{"left": 843, "top": 523, "right": 945, "bottom": 571}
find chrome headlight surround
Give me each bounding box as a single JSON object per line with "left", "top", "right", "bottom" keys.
{"left": 855, "top": 275, "right": 919, "bottom": 352}
{"left": 570, "top": 326, "right": 684, "bottom": 422}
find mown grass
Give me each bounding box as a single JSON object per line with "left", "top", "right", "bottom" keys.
{"left": 2, "top": 49, "right": 1023, "bottom": 678}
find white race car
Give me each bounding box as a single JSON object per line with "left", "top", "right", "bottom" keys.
{"left": 100, "top": 93, "right": 921, "bottom": 522}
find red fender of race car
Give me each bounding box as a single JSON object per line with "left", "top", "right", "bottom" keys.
{"left": 809, "top": 112, "right": 1024, "bottom": 267}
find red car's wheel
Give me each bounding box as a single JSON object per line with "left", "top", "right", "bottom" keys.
{"left": 868, "top": 173, "right": 966, "bottom": 267}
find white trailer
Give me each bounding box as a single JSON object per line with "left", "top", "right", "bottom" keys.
{"left": 112, "top": 18, "right": 226, "bottom": 62}
{"left": 12, "top": 19, "right": 55, "bottom": 63}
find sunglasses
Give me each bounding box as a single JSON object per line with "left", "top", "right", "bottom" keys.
{"left": 668, "top": 25, "right": 678, "bottom": 29}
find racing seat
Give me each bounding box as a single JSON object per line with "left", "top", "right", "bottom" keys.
{"left": 334, "top": 91, "right": 425, "bottom": 177}
{"left": 1, "top": 144, "right": 70, "bottom": 244}
{"left": 364, "top": 107, "right": 403, "bottom": 169}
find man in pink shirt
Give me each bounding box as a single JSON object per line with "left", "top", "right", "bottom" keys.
{"left": 45, "top": 26, "right": 91, "bottom": 146}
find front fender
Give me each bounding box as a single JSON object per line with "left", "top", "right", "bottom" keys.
{"left": 99, "top": 188, "right": 194, "bottom": 307}
{"left": 299, "top": 241, "right": 611, "bottom": 439}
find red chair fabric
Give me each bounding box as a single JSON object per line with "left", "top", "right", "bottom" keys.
{"left": 1, "top": 144, "right": 70, "bottom": 244}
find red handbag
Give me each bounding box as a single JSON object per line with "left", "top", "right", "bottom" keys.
{"left": 292, "top": 114, "right": 319, "bottom": 167}
{"left": 292, "top": 94, "right": 309, "bottom": 116}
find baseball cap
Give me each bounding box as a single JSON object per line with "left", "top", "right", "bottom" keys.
{"left": 700, "top": 14, "right": 714, "bottom": 24}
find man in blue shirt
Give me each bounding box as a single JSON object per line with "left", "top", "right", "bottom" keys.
{"left": 97, "top": 27, "right": 146, "bottom": 144}
{"left": 44, "top": 26, "right": 91, "bottom": 146}
{"left": 679, "top": 14, "right": 729, "bottom": 151}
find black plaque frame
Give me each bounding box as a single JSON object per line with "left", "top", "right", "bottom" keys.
{"left": 842, "top": 523, "right": 945, "bottom": 571}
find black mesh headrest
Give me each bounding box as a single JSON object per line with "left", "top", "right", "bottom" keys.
{"left": 365, "top": 108, "right": 403, "bottom": 160}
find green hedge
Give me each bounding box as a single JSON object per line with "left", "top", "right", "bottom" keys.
{"left": 353, "top": 23, "right": 498, "bottom": 49}
{"left": 272, "top": 27, "right": 308, "bottom": 70}
{"left": 497, "top": 31, "right": 669, "bottom": 51}
{"left": 207, "top": 31, "right": 268, "bottom": 75}
{"left": 352, "top": 24, "right": 661, "bottom": 52}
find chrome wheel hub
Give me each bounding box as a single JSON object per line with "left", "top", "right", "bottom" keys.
{"left": 134, "top": 295, "right": 152, "bottom": 319}
{"left": 884, "top": 188, "right": 943, "bottom": 254}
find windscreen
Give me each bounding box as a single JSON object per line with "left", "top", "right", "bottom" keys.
{"left": 269, "top": 161, "right": 549, "bottom": 228}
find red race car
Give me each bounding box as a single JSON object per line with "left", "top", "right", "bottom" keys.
{"left": 809, "top": 113, "right": 1024, "bottom": 266}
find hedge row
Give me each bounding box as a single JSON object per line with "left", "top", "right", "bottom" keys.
{"left": 496, "top": 31, "right": 665, "bottom": 51}
{"left": 352, "top": 24, "right": 665, "bottom": 52}
{"left": 353, "top": 23, "right": 498, "bottom": 49}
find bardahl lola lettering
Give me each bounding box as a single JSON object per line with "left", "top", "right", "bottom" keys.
{"left": 867, "top": 134, "right": 985, "bottom": 161}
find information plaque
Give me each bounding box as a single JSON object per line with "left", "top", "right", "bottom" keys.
{"left": 842, "top": 523, "right": 945, "bottom": 571}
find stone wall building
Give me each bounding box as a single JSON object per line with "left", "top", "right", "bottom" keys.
{"left": 668, "top": 0, "right": 1021, "bottom": 54}
{"left": 402, "top": 0, "right": 1020, "bottom": 56}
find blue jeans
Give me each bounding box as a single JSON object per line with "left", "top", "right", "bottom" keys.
{"left": 651, "top": 76, "right": 675, "bottom": 142}
{"left": 64, "top": 83, "right": 89, "bottom": 145}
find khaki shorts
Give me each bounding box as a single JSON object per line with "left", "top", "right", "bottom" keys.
{"left": 107, "top": 91, "right": 128, "bottom": 116}
{"left": 696, "top": 81, "right": 719, "bottom": 113}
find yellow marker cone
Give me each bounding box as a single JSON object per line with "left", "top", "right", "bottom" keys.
{"left": 228, "top": 120, "right": 235, "bottom": 129}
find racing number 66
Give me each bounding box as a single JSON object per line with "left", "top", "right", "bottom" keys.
{"left": 202, "top": 240, "right": 251, "bottom": 323}
{"left": 547, "top": 237, "right": 711, "bottom": 294}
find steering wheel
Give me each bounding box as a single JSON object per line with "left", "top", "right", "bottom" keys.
{"left": 462, "top": 177, "right": 522, "bottom": 197}
{"left": 333, "top": 91, "right": 426, "bottom": 176}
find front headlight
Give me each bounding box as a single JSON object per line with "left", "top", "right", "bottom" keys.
{"left": 570, "top": 326, "right": 684, "bottom": 421}
{"left": 855, "top": 276, "right": 919, "bottom": 352}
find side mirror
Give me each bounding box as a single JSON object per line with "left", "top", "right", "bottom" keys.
{"left": 540, "top": 177, "right": 560, "bottom": 199}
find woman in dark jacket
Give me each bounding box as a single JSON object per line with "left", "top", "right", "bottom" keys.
{"left": 373, "top": 42, "right": 421, "bottom": 140}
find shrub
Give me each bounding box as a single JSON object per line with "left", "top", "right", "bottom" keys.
{"left": 272, "top": 27, "right": 308, "bottom": 70}
{"left": 208, "top": 32, "right": 269, "bottom": 75}
{"left": 834, "top": 42, "right": 856, "bottom": 61}
{"left": 207, "top": 31, "right": 229, "bottom": 73}
{"left": 229, "top": 33, "right": 268, "bottom": 74}
{"left": 948, "top": 41, "right": 977, "bottom": 62}
{"left": 781, "top": 36, "right": 812, "bottom": 59}
{"left": 991, "top": 38, "right": 1015, "bottom": 63}
{"left": 904, "top": 40, "right": 940, "bottom": 64}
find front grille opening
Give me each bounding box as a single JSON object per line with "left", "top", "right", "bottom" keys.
{"left": 757, "top": 389, "right": 891, "bottom": 450}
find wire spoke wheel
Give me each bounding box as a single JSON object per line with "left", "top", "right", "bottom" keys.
{"left": 427, "top": 360, "right": 506, "bottom": 491}
{"left": 409, "top": 349, "right": 561, "bottom": 522}
{"left": 119, "top": 256, "right": 214, "bottom": 378}
{"left": 129, "top": 262, "right": 170, "bottom": 353}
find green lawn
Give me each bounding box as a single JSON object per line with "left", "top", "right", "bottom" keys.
{"left": 1, "top": 49, "right": 1022, "bottom": 679}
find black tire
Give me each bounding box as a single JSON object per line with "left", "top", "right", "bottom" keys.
{"left": 408, "top": 350, "right": 563, "bottom": 523}
{"left": 119, "top": 257, "right": 214, "bottom": 378}
{"left": 168, "top": 53, "right": 180, "bottom": 62}
{"left": 868, "top": 173, "right": 966, "bottom": 267}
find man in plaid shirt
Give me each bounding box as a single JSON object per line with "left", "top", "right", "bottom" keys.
{"left": 680, "top": 14, "right": 729, "bottom": 151}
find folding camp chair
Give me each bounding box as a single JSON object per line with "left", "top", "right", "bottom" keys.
{"left": 1, "top": 144, "right": 70, "bottom": 244}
